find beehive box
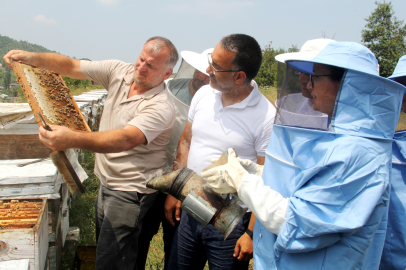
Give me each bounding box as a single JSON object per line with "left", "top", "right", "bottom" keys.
{"left": 0, "top": 154, "right": 83, "bottom": 270}
{"left": 73, "top": 91, "right": 107, "bottom": 131}
{"left": 0, "top": 104, "right": 52, "bottom": 160}
{"left": 0, "top": 103, "right": 32, "bottom": 130}
{"left": 0, "top": 198, "right": 48, "bottom": 270}
{"left": 0, "top": 159, "right": 62, "bottom": 198}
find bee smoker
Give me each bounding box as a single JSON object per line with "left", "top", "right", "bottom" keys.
{"left": 146, "top": 165, "right": 247, "bottom": 239}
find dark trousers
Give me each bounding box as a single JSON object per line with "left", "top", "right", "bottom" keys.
{"left": 168, "top": 212, "right": 251, "bottom": 270}
{"left": 136, "top": 192, "right": 178, "bottom": 270}
{"left": 95, "top": 184, "right": 158, "bottom": 270}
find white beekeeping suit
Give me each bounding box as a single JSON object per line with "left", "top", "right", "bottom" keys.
{"left": 165, "top": 48, "right": 213, "bottom": 171}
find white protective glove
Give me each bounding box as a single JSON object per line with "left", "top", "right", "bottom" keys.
{"left": 201, "top": 148, "right": 248, "bottom": 194}
{"left": 237, "top": 158, "right": 264, "bottom": 177}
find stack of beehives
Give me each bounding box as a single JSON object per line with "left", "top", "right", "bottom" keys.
{"left": 0, "top": 198, "right": 48, "bottom": 270}
{"left": 0, "top": 89, "right": 107, "bottom": 270}
{"left": 73, "top": 89, "right": 107, "bottom": 131}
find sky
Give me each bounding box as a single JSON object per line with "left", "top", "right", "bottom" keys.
{"left": 1, "top": 0, "right": 405, "bottom": 71}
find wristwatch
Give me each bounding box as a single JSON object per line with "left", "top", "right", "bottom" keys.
{"left": 245, "top": 228, "right": 253, "bottom": 239}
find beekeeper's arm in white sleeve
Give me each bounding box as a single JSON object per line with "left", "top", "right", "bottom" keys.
{"left": 201, "top": 148, "right": 288, "bottom": 235}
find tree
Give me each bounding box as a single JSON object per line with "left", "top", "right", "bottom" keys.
{"left": 3, "top": 67, "right": 11, "bottom": 89}
{"left": 255, "top": 42, "right": 298, "bottom": 87}
{"left": 361, "top": 1, "right": 406, "bottom": 77}
{"left": 62, "top": 76, "right": 93, "bottom": 90}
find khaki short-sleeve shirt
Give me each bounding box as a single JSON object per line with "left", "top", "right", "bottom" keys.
{"left": 81, "top": 60, "right": 175, "bottom": 193}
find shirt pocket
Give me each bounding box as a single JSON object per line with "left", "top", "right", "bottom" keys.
{"left": 114, "top": 102, "right": 140, "bottom": 129}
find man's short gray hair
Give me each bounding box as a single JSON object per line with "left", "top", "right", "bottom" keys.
{"left": 145, "top": 36, "right": 179, "bottom": 70}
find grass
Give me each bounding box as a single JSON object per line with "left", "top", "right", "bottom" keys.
{"left": 260, "top": 85, "right": 277, "bottom": 106}
{"left": 60, "top": 151, "right": 98, "bottom": 270}
{"left": 397, "top": 111, "right": 406, "bottom": 131}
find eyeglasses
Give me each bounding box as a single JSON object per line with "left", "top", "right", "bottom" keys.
{"left": 207, "top": 53, "right": 241, "bottom": 75}
{"left": 310, "top": 74, "right": 333, "bottom": 87}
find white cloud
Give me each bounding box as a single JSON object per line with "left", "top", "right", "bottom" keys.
{"left": 33, "top": 14, "right": 56, "bottom": 25}
{"left": 96, "top": 0, "right": 119, "bottom": 6}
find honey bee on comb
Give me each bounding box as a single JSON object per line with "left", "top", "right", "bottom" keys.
{"left": 10, "top": 62, "right": 90, "bottom": 133}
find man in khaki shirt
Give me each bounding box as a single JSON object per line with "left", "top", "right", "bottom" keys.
{"left": 3, "top": 36, "right": 178, "bottom": 270}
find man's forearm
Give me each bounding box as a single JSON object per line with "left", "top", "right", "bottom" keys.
{"left": 4, "top": 50, "right": 85, "bottom": 79}
{"left": 248, "top": 213, "right": 255, "bottom": 231}
{"left": 173, "top": 121, "right": 192, "bottom": 170}
{"left": 173, "top": 139, "right": 190, "bottom": 170}
{"left": 39, "top": 125, "right": 146, "bottom": 153}
{"left": 73, "top": 129, "right": 144, "bottom": 153}
{"left": 28, "top": 52, "right": 85, "bottom": 79}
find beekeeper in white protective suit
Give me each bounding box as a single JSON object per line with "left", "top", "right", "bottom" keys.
{"left": 165, "top": 48, "right": 213, "bottom": 170}
{"left": 137, "top": 48, "right": 213, "bottom": 270}
{"left": 201, "top": 39, "right": 405, "bottom": 270}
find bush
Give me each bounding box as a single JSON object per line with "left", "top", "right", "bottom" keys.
{"left": 255, "top": 43, "right": 298, "bottom": 87}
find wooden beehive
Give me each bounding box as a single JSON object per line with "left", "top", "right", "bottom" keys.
{"left": 0, "top": 159, "right": 62, "bottom": 197}
{"left": 10, "top": 62, "right": 91, "bottom": 133}
{"left": 0, "top": 104, "right": 52, "bottom": 160}
{"left": 0, "top": 198, "right": 48, "bottom": 270}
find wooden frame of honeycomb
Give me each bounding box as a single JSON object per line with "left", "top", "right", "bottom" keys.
{"left": 0, "top": 199, "right": 46, "bottom": 229}
{"left": 11, "top": 62, "right": 91, "bottom": 133}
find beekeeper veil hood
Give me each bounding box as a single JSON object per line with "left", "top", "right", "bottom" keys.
{"left": 274, "top": 39, "right": 335, "bottom": 130}
{"left": 276, "top": 40, "right": 404, "bottom": 139}
{"left": 167, "top": 48, "right": 213, "bottom": 105}
{"left": 164, "top": 48, "right": 213, "bottom": 171}
{"left": 388, "top": 55, "right": 406, "bottom": 131}
{"left": 388, "top": 55, "right": 406, "bottom": 81}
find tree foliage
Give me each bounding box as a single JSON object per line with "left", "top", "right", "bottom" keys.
{"left": 62, "top": 76, "right": 93, "bottom": 90}
{"left": 0, "top": 35, "right": 56, "bottom": 67}
{"left": 0, "top": 34, "right": 57, "bottom": 88}
{"left": 255, "top": 42, "right": 299, "bottom": 87}
{"left": 3, "top": 67, "right": 11, "bottom": 89}
{"left": 361, "top": 1, "right": 406, "bottom": 77}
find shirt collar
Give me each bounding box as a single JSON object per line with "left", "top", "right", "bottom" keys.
{"left": 213, "top": 80, "right": 262, "bottom": 109}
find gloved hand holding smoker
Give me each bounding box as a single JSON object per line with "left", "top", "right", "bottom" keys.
{"left": 201, "top": 148, "right": 288, "bottom": 235}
